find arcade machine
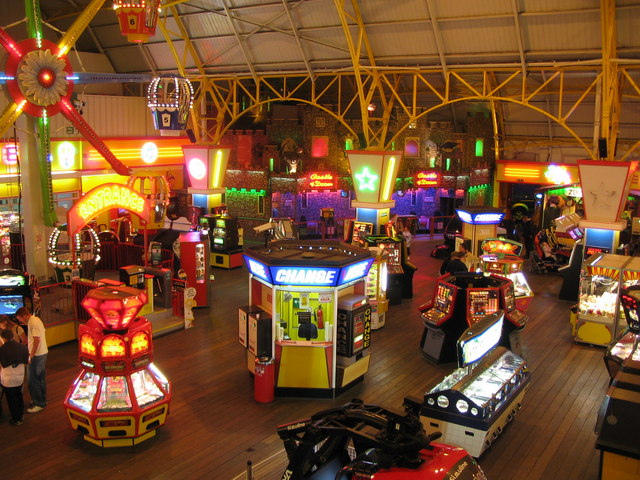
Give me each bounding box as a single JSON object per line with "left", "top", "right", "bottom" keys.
{"left": 455, "top": 206, "right": 506, "bottom": 258}
{"left": 0, "top": 269, "right": 31, "bottom": 319}
{"left": 277, "top": 399, "right": 487, "bottom": 479}
{"left": 361, "top": 234, "right": 403, "bottom": 305}
{"left": 419, "top": 272, "right": 527, "bottom": 363}
{"left": 210, "top": 214, "right": 242, "bottom": 269}
{"left": 64, "top": 286, "right": 171, "bottom": 447}
{"left": 364, "top": 246, "right": 388, "bottom": 329}
{"left": 418, "top": 311, "right": 530, "bottom": 458}
{"left": 583, "top": 228, "right": 620, "bottom": 260}
{"left": 240, "top": 240, "right": 374, "bottom": 398}
{"left": 573, "top": 253, "right": 630, "bottom": 346}
{"left": 479, "top": 238, "right": 533, "bottom": 311}
{"left": 604, "top": 285, "right": 640, "bottom": 380}
{"left": 179, "top": 231, "right": 210, "bottom": 308}
{"left": 350, "top": 221, "right": 374, "bottom": 248}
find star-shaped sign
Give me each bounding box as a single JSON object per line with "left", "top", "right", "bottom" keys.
{"left": 355, "top": 166, "right": 379, "bottom": 192}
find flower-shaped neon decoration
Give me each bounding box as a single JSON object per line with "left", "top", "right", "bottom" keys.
{"left": 18, "top": 49, "right": 68, "bottom": 107}
{"left": 355, "top": 166, "right": 379, "bottom": 192}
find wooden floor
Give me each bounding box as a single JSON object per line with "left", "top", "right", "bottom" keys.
{"left": 3, "top": 237, "right": 609, "bottom": 480}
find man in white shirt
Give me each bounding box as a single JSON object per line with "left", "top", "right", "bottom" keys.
{"left": 15, "top": 307, "right": 48, "bottom": 413}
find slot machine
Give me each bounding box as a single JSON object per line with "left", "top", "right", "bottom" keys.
{"left": 336, "top": 294, "right": 371, "bottom": 361}
{"left": 498, "top": 282, "right": 528, "bottom": 355}
{"left": 376, "top": 237, "right": 404, "bottom": 305}
{"left": 419, "top": 277, "right": 462, "bottom": 364}
{"left": 212, "top": 215, "right": 239, "bottom": 252}
{"left": 350, "top": 221, "right": 373, "bottom": 247}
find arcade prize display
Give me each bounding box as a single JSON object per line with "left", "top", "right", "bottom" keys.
{"left": 419, "top": 272, "right": 527, "bottom": 364}
{"left": 574, "top": 253, "right": 630, "bottom": 346}
{"left": 64, "top": 286, "right": 171, "bottom": 447}
{"left": 419, "top": 311, "right": 530, "bottom": 458}
{"left": 480, "top": 238, "right": 533, "bottom": 311}
{"left": 604, "top": 285, "right": 640, "bottom": 380}
{"left": 240, "top": 240, "right": 374, "bottom": 398}
{"left": 0, "top": 269, "right": 31, "bottom": 317}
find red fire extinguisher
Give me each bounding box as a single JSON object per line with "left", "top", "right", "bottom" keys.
{"left": 316, "top": 305, "right": 324, "bottom": 329}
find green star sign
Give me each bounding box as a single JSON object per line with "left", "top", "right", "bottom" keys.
{"left": 355, "top": 166, "right": 379, "bottom": 192}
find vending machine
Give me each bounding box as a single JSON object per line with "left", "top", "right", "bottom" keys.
{"left": 178, "top": 231, "right": 210, "bottom": 307}
{"left": 336, "top": 294, "right": 371, "bottom": 360}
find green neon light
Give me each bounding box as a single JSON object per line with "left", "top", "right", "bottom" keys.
{"left": 445, "top": 158, "right": 451, "bottom": 171}
{"left": 228, "top": 188, "right": 266, "bottom": 195}
{"left": 382, "top": 156, "right": 396, "bottom": 200}
{"left": 269, "top": 157, "right": 274, "bottom": 172}
{"left": 475, "top": 139, "right": 484, "bottom": 157}
{"left": 354, "top": 166, "right": 379, "bottom": 192}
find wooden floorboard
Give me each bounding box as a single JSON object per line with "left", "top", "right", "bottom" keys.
{"left": 2, "top": 236, "right": 613, "bottom": 479}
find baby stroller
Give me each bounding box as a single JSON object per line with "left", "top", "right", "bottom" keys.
{"left": 530, "top": 231, "right": 567, "bottom": 274}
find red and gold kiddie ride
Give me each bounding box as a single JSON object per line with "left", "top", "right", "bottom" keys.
{"left": 64, "top": 286, "right": 171, "bottom": 447}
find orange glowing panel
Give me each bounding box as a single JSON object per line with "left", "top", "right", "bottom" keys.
{"left": 131, "top": 331, "right": 150, "bottom": 355}
{"left": 101, "top": 336, "right": 126, "bottom": 357}
{"left": 80, "top": 334, "right": 96, "bottom": 356}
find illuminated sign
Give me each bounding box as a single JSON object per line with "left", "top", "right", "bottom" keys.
{"left": 457, "top": 211, "right": 473, "bottom": 224}
{"left": 354, "top": 166, "right": 379, "bottom": 192}
{"left": 271, "top": 267, "right": 340, "bottom": 286}
{"left": 68, "top": 183, "right": 152, "bottom": 234}
{"left": 481, "top": 238, "right": 523, "bottom": 256}
{"left": 339, "top": 258, "right": 374, "bottom": 285}
{"left": 188, "top": 157, "right": 207, "bottom": 180}
{"left": 131, "top": 331, "right": 150, "bottom": 354}
{"left": 141, "top": 142, "right": 159, "bottom": 164}
{"left": 414, "top": 171, "right": 440, "bottom": 187}
{"left": 57, "top": 141, "right": 76, "bottom": 169}
{"left": 2, "top": 144, "right": 18, "bottom": 166}
{"left": 80, "top": 334, "right": 96, "bottom": 356}
{"left": 544, "top": 164, "right": 571, "bottom": 185}
{"left": 458, "top": 313, "right": 504, "bottom": 367}
{"left": 101, "top": 336, "right": 126, "bottom": 357}
{"left": 457, "top": 208, "right": 505, "bottom": 225}
{"left": 308, "top": 172, "right": 335, "bottom": 190}
{"left": 244, "top": 258, "right": 271, "bottom": 283}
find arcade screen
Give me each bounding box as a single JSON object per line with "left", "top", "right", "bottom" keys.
{"left": 216, "top": 219, "right": 226, "bottom": 228}
{"left": 213, "top": 227, "right": 226, "bottom": 237}
{"left": 434, "top": 282, "right": 455, "bottom": 313}
{"left": 0, "top": 274, "right": 25, "bottom": 287}
{"left": 380, "top": 242, "right": 402, "bottom": 273}
{"left": 567, "top": 226, "right": 584, "bottom": 240}
{"left": 0, "top": 295, "right": 24, "bottom": 315}
{"left": 213, "top": 237, "right": 224, "bottom": 245}
{"left": 503, "top": 287, "right": 516, "bottom": 312}
{"left": 351, "top": 222, "right": 373, "bottom": 245}
{"left": 467, "top": 288, "right": 499, "bottom": 325}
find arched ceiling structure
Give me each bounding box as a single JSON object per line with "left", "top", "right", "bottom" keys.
{"left": 8, "top": 0, "right": 640, "bottom": 160}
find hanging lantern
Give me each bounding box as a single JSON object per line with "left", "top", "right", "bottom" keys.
{"left": 113, "top": 0, "right": 161, "bottom": 43}
{"left": 147, "top": 75, "right": 194, "bottom": 131}
{"left": 126, "top": 173, "right": 171, "bottom": 225}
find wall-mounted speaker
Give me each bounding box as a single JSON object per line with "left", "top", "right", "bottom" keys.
{"left": 598, "top": 138, "right": 607, "bottom": 158}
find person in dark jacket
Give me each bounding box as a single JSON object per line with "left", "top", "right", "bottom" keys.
{"left": 0, "top": 329, "right": 29, "bottom": 425}
{"left": 445, "top": 251, "right": 469, "bottom": 275}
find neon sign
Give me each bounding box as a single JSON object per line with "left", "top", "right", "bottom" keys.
{"left": 308, "top": 172, "right": 335, "bottom": 190}
{"left": 68, "top": 183, "right": 152, "bottom": 234}
{"left": 2, "top": 144, "right": 18, "bottom": 166}
{"left": 544, "top": 165, "right": 571, "bottom": 185}
{"left": 414, "top": 171, "right": 440, "bottom": 187}
{"left": 188, "top": 157, "right": 207, "bottom": 180}
{"left": 355, "top": 167, "right": 379, "bottom": 192}
{"left": 272, "top": 267, "right": 340, "bottom": 286}
{"left": 141, "top": 142, "right": 159, "bottom": 164}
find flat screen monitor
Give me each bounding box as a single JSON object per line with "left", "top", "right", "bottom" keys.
{"left": 0, "top": 295, "right": 24, "bottom": 315}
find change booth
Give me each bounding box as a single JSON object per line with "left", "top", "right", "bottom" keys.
{"left": 240, "top": 240, "right": 374, "bottom": 398}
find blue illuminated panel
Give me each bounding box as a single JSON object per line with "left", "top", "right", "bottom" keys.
{"left": 338, "top": 258, "right": 374, "bottom": 286}
{"left": 244, "top": 257, "right": 272, "bottom": 283}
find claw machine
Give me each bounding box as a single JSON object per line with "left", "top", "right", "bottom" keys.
{"left": 574, "top": 253, "right": 630, "bottom": 346}
{"left": 418, "top": 311, "right": 530, "bottom": 458}
{"left": 240, "top": 240, "right": 374, "bottom": 398}
{"left": 604, "top": 285, "right": 640, "bottom": 380}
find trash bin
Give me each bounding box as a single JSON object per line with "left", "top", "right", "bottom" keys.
{"left": 254, "top": 356, "right": 275, "bottom": 403}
